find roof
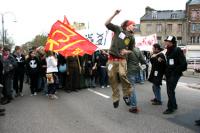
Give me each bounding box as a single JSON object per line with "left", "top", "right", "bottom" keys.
{"left": 188, "top": 0, "right": 200, "bottom": 5}
{"left": 141, "top": 10, "right": 186, "bottom": 21}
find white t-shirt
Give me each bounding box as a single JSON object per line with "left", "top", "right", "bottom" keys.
{"left": 46, "top": 56, "right": 58, "bottom": 73}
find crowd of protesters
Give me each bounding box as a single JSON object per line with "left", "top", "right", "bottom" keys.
{"left": 0, "top": 45, "right": 110, "bottom": 101}
{"left": 0, "top": 43, "right": 149, "bottom": 116}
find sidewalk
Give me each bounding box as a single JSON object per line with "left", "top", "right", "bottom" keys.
{"left": 183, "top": 69, "right": 200, "bottom": 78}
{"left": 183, "top": 69, "right": 200, "bottom": 89}
{"left": 187, "top": 83, "right": 200, "bottom": 90}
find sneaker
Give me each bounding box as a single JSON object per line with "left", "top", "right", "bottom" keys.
{"left": 48, "top": 94, "right": 53, "bottom": 99}
{"left": 0, "top": 108, "right": 5, "bottom": 113}
{"left": 195, "top": 119, "right": 200, "bottom": 126}
{"left": 0, "top": 84, "right": 3, "bottom": 88}
{"left": 150, "top": 98, "right": 157, "bottom": 102}
{"left": 174, "top": 106, "right": 178, "bottom": 110}
{"left": 113, "top": 100, "right": 119, "bottom": 108}
{"left": 123, "top": 96, "right": 130, "bottom": 106}
{"left": 0, "top": 112, "right": 5, "bottom": 116}
{"left": 34, "top": 92, "right": 37, "bottom": 96}
{"left": 1, "top": 99, "right": 10, "bottom": 105}
{"left": 52, "top": 95, "right": 58, "bottom": 99}
{"left": 163, "top": 109, "right": 175, "bottom": 114}
{"left": 20, "top": 93, "right": 24, "bottom": 97}
{"left": 152, "top": 101, "right": 162, "bottom": 105}
{"left": 15, "top": 93, "right": 19, "bottom": 97}
{"left": 129, "top": 107, "right": 140, "bottom": 113}
{"left": 106, "top": 85, "right": 110, "bottom": 88}
{"left": 101, "top": 86, "right": 105, "bottom": 89}
{"left": 140, "top": 82, "right": 144, "bottom": 84}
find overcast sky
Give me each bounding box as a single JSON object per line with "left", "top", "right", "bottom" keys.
{"left": 0, "top": 0, "right": 187, "bottom": 45}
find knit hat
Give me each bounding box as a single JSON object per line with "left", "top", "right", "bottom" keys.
{"left": 126, "top": 20, "right": 135, "bottom": 27}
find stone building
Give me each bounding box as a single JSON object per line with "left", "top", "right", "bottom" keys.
{"left": 186, "top": 0, "right": 200, "bottom": 58}
{"left": 140, "top": 6, "right": 187, "bottom": 46}
{"left": 140, "top": 0, "right": 200, "bottom": 59}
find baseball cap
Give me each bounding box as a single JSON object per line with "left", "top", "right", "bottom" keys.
{"left": 164, "top": 35, "right": 177, "bottom": 44}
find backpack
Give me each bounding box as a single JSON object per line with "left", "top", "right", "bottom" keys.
{"left": 176, "top": 47, "right": 187, "bottom": 72}
{"left": 58, "top": 64, "right": 67, "bottom": 73}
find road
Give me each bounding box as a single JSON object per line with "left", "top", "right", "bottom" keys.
{"left": 0, "top": 76, "right": 200, "bottom": 133}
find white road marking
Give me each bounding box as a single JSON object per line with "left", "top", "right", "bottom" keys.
{"left": 88, "top": 89, "right": 110, "bottom": 99}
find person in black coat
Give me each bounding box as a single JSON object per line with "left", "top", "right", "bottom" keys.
{"left": 0, "top": 46, "right": 17, "bottom": 104}
{"left": 26, "top": 50, "right": 41, "bottom": 96}
{"left": 148, "top": 44, "right": 166, "bottom": 105}
{"left": 13, "top": 46, "right": 26, "bottom": 97}
{"left": 163, "top": 36, "right": 187, "bottom": 114}
{"left": 0, "top": 48, "right": 6, "bottom": 115}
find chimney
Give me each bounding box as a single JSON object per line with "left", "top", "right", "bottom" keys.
{"left": 145, "top": 6, "right": 155, "bottom": 14}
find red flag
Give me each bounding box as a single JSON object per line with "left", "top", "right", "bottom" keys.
{"left": 45, "top": 20, "right": 97, "bottom": 57}
{"left": 63, "top": 15, "right": 74, "bottom": 30}
{"left": 63, "top": 15, "right": 70, "bottom": 25}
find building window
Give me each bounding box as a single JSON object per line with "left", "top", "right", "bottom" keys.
{"left": 177, "top": 37, "right": 182, "bottom": 45}
{"left": 152, "top": 11, "right": 157, "bottom": 19}
{"left": 191, "top": 23, "right": 196, "bottom": 32}
{"left": 191, "top": 11, "right": 197, "bottom": 20}
{"left": 167, "top": 24, "right": 172, "bottom": 33}
{"left": 191, "top": 36, "right": 196, "bottom": 44}
{"left": 157, "top": 36, "right": 162, "bottom": 44}
{"left": 197, "top": 36, "right": 200, "bottom": 44}
{"left": 197, "top": 23, "right": 200, "bottom": 32}
{"left": 147, "top": 24, "right": 152, "bottom": 33}
{"left": 171, "top": 13, "right": 177, "bottom": 19}
{"left": 177, "top": 24, "right": 182, "bottom": 33}
{"left": 156, "top": 24, "right": 162, "bottom": 33}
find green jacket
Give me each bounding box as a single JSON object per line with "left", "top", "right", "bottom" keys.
{"left": 106, "top": 23, "right": 135, "bottom": 58}
{"left": 127, "top": 48, "right": 146, "bottom": 75}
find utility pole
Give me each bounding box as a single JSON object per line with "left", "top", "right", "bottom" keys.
{"left": 1, "top": 12, "right": 17, "bottom": 47}
{"left": 1, "top": 14, "right": 5, "bottom": 46}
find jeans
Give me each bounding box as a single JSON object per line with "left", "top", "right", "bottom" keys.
{"left": 40, "top": 77, "right": 48, "bottom": 95}
{"left": 127, "top": 73, "right": 138, "bottom": 108}
{"left": 140, "top": 70, "right": 145, "bottom": 83}
{"left": 135, "top": 70, "right": 145, "bottom": 83}
{"left": 152, "top": 84, "right": 161, "bottom": 102}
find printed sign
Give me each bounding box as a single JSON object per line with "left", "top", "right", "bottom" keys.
{"left": 79, "top": 29, "right": 157, "bottom": 51}
{"left": 135, "top": 34, "right": 157, "bottom": 51}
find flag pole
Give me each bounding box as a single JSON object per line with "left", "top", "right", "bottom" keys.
{"left": 76, "top": 55, "right": 82, "bottom": 74}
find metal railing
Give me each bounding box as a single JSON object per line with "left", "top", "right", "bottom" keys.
{"left": 187, "top": 58, "right": 200, "bottom": 70}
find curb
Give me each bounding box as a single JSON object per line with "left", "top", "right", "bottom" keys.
{"left": 187, "top": 84, "right": 200, "bottom": 90}
{"left": 183, "top": 71, "right": 200, "bottom": 78}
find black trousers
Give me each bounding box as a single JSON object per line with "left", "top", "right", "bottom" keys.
{"left": 29, "top": 73, "right": 38, "bottom": 94}
{"left": 166, "top": 74, "right": 181, "bottom": 110}
{"left": 13, "top": 71, "right": 24, "bottom": 94}
{"left": 2, "top": 74, "right": 13, "bottom": 100}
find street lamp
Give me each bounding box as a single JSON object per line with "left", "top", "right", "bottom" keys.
{"left": 1, "top": 12, "right": 17, "bottom": 47}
